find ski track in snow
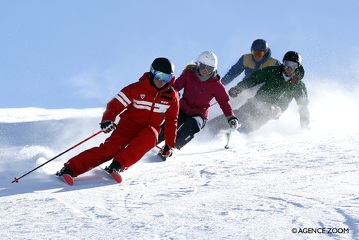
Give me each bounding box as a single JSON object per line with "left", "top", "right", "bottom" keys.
{"left": 0, "top": 112, "right": 359, "bottom": 239}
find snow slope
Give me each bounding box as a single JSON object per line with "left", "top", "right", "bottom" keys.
{"left": 0, "top": 82, "right": 359, "bottom": 240}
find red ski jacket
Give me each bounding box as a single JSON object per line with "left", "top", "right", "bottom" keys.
{"left": 174, "top": 69, "right": 234, "bottom": 120}
{"left": 102, "top": 72, "right": 179, "bottom": 147}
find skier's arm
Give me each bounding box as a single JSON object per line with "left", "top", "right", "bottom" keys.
{"left": 102, "top": 86, "right": 131, "bottom": 122}
{"left": 295, "top": 84, "right": 310, "bottom": 129}
{"left": 173, "top": 71, "right": 188, "bottom": 92}
{"left": 216, "top": 87, "right": 234, "bottom": 117}
{"left": 164, "top": 93, "right": 180, "bottom": 148}
{"left": 221, "top": 56, "right": 245, "bottom": 86}
{"left": 228, "top": 67, "right": 269, "bottom": 97}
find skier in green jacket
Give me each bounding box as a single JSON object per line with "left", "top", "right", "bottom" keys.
{"left": 208, "top": 51, "right": 310, "bottom": 134}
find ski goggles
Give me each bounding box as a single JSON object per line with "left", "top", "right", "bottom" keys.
{"left": 153, "top": 70, "right": 173, "bottom": 83}
{"left": 283, "top": 60, "right": 299, "bottom": 70}
{"left": 198, "top": 62, "right": 215, "bottom": 74}
{"left": 252, "top": 50, "right": 266, "bottom": 58}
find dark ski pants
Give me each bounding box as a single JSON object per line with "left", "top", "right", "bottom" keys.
{"left": 206, "top": 97, "right": 281, "bottom": 135}
{"left": 158, "top": 109, "right": 205, "bottom": 149}
{"left": 235, "top": 98, "right": 282, "bottom": 134}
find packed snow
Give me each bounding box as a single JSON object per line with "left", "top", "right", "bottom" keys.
{"left": 0, "top": 81, "right": 358, "bottom": 240}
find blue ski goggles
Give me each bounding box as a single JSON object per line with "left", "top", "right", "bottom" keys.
{"left": 153, "top": 70, "right": 173, "bottom": 83}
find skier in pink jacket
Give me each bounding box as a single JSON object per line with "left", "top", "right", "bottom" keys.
{"left": 158, "top": 51, "right": 238, "bottom": 157}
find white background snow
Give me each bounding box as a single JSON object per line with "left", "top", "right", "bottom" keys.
{"left": 0, "top": 79, "right": 358, "bottom": 240}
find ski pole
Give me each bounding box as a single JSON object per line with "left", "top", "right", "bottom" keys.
{"left": 155, "top": 145, "right": 164, "bottom": 155}
{"left": 224, "top": 128, "right": 233, "bottom": 149}
{"left": 210, "top": 101, "right": 217, "bottom": 107}
{"left": 12, "top": 130, "right": 103, "bottom": 183}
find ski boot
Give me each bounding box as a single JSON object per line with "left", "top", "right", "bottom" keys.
{"left": 56, "top": 166, "right": 74, "bottom": 186}
{"left": 104, "top": 161, "right": 123, "bottom": 183}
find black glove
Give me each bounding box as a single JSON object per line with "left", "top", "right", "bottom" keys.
{"left": 100, "top": 120, "right": 116, "bottom": 133}
{"left": 161, "top": 145, "right": 174, "bottom": 158}
{"left": 227, "top": 116, "right": 239, "bottom": 129}
{"left": 228, "top": 87, "right": 240, "bottom": 98}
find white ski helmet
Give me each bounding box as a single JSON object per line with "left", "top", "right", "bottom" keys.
{"left": 197, "top": 51, "right": 218, "bottom": 71}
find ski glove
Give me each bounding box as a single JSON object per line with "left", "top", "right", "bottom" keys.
{"left": 100, "top": 120, "right": 116, "bottom": 133}
{"left": 228, "top": 87, "right": 241, "bottom": 98}
{"left": 227, "top": 116, "right": 239, "bottom": 129}
{"left": 161, "top": 145, "right": 174, "bottom": 158}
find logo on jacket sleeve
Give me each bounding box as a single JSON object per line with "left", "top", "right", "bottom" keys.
{"left": 140, "top": 94, "right": 145, "bottom": 99}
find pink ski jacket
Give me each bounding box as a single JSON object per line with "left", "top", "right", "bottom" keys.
{"left": 174, "top": 69, "right": 234, "bottom": 120}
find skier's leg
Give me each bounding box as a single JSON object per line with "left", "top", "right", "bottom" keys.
{"left": 237, "top": 101, "right": 282, "bottom": 134}
{"left": 64, "top": 126, "right": 137, "bottom": 177}
{"left": 113, "top": 126, "right": 158, "bottom": 170}
{"left": 157, "top": 123, "right": 165, "bottom": 144}
{"left": 207, "top": 97, "right": 258, "bottom": 135}
{"left": 64, "top": 141, "right": 122, "bottom": 177}
{"left": 206, "top": 114, "right": 228, "bottom": 135}
{"left": 158, "top": 109, "right": 187, "bottom": 145}
{"left": 175, "top": 116, "right": 205, "bottom": 149}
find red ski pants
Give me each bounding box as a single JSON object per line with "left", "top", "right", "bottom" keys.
{"left": 65, "top": 125, "right": 158, "bottom": 177}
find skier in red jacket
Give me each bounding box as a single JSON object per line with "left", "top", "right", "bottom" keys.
{"left": 57, "top": 57, "right": 179, "bottom": 185}
{"left": 157, "top": 51, "right": 238, "bottom": 158}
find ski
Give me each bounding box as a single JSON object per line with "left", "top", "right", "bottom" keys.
{"left": 57, "top": 173, "right": 74, "bottom": 186}
{"left": 102, "top": 166, "right": 123, "bottom": 183}
{"left": 56, "top": 166, "right": 122, "bottom": 186}
{"left": 157, "top": 150, "right": 168, "bottom": 161}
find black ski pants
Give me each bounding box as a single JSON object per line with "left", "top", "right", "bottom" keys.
{"left": 158, "top": 108, "right": 205, "bottom": 149}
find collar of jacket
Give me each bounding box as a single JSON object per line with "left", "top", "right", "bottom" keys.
{"left": 189, "top": 69, "right": 220, "bottom": 83}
